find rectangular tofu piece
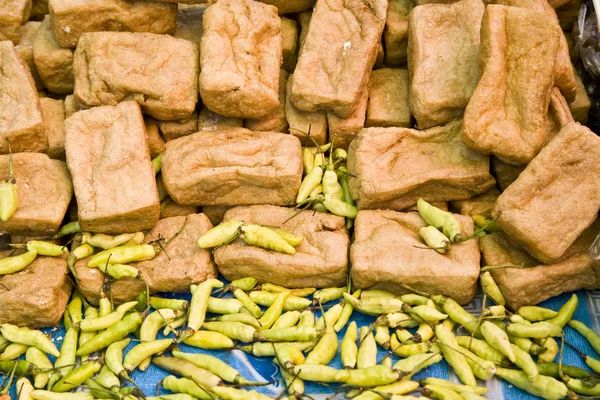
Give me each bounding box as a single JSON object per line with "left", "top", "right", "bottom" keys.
{"left": 64, "top": 101, "right": 160, "bottom": 233}
{"left": 351, "top": 210, "right": 480, "bottom": 305}
{"left": 281, "top": 17, "right": 298, "bottom": 72}
{"left": 408, "top": 0, "right": 484, "bottom": 129}
{"left": 200, "top": 0, "right": 282, "bottom": 119}
{"left": 462, "top": 5, "right": 559, "bottom": 165}
{"left": 384, "top": 0, "right": 410, "bottom": 66}
{"left": 215, "top": 205, "right": 349, "bottom": 288}
{"left": 492, "top": 122, "right": 600, "bottom": 263}
{"left": 245, "top": 70, "right": 289, "bottom": 133}
{"left": 451, "top": 187, "right": 500, "bottom": 217}
{"left": 33, "top": 17, "right": 74, "bottom": 95}
{"left": 162, "top": 128, "right": 303, "bottom": 206}
{"left": 175, "top": 6, "right": 204, "bottom": 47}
{"left": 49, "top": 0, "right": 177, "bottom": 48}
{"left": 256, "top": 0, "right": 316, "bottom": 14}
{"left": 157, "top": 112, "right": 199, "bottom": 142}
{"left": 16, "top": 22, "right": 43, "bottom": 91}
{"left": 40, "top": 98, "right": 66, "bottom": 160}
{"left": 291, "top": 0, "right": 387, "bottom": 118}
{"left": 480, "top": 224, "right": 599, "bottom": 309}
{"left": 0, "top": 41, "right": 48, "bottom": 155}
{"left": 366, "top": 68, "right": 411, "bottom": 127}
{"left": 348, "top": 120, "right": 496, "bottom": 210}
{"left": 286, "top": 73, "right": 328, "bottom": 145}
{"left": 0, "top": 0, "right": 31, "bottom": 44}
{"left": 327, "top": 90, "right": 368, "bottom": 150}
{"left": 73, "top": 32, "right": 199, "bottom": 121}
{"left": 570, "top": 68, "right": 591, "bottom": 123}
{"left": 0, "top": 254, "right": 71, "bottom": 328}
{"left": 0, "top": 153, "right": 72, "bottom": 235}
{"left": 198, "top": 106, "right": 243, "bottom": 132}
{"left": 75, "top": 214, "right": 217, "bottom": 304}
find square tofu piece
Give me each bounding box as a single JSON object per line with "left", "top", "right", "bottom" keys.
{"left": 245, "top": 70, "right": 289, "bottom": 133}
{"left": 40, "top": 98, "right": 66, "bottom": 160}
{"left": 0, "top": 255, "right": 71, "bottom": 328}
{"left": 64, "top": 101, "right": 160, "bottom": 233}
{"left": 215, "top": 205, "right": 349, "bottom": 288}
{"left": 0, "top": 41, "right": 48, "bottom": 155}
{"left": 286, "top": 73, "right": 328, "bottom": 145}
{"left": 162, "top": 128, "right": 303, "bottom": 206}
{"left": 408, "top": 0, "right": 484, "bottom": 129}
{"left": 348, "top": 121, "right": 496, "bottom": 210}
{"left": 75, "top": 214, "right": 217, "bottom": 304}
{"left": 200, "top": 0, "right": 282, "bottom": 119}
{"left": 493, "top": 122, "right": 600, "bottom": 263}
{"left": 327, "top": 90, "right": 368, "bottom": 150}
{"left": 157, "top": 112, "right": 199, "bottom": 142}
{"left": 0, "top": 0, "right": 31, "bottom": 44}
{"left": 0, "top": 153, "right": 72, "bottom": 235}
{"left": 480, "top": 223, "right": 600, "bottom": 309}
{"left": 366, "top": 68, "right": 411, "bottom": 128}
{"left": 49, "top": 0, "right": 177, "bottom": 48}
{"left": 462, "top": 5, "right": 559, "bottom": 165}
{"left": 33, "top": 17, "right": 74, "bottom": 95}
{"left": 384, "top": 0, "right": 411, "bottom": 66}
{"left": 73, "top": 32, "right": 199, "bottom": 121}
{"left": 15, "top": 21, "right": 43, "bottom": 91}
{"left": 351, "top": 210, "right": 480, "bottom": 305}
{"left": 291, "top": 0, "right": 387, "bottom": 118}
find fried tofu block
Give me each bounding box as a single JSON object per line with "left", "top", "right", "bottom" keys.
{"left": 286, "top": 73, "right": 328, "bottom": 145}
{"left": 328, "top": 90, "right": 368, "bottom": 150}
{"left": 175, "top": 6, "right": 204, "bottom": 47}
{"left": 491, "top": 157, "right": 524, "bottom": 191}
{"left": 256, "top": 0, "right": 316, "bottom": 14}
{"left": 33, "top": 17, "right": 74, "bottom": 95}
{"left": 49, "top": 0, "right": 177, "bottom": 48}
{"left": 73, "top": 32, "right": 199, "bottom": 121}
{"left": 198, "top": 106, "right": 243, "bottom": 132}
{"left": 480, "top": 223, "right": 599, "bottom": 309}
{"left": 64, "top": 101, "right": 160, "bottom": 233}
{"left": 0, "top": 154, "right": 72, "bottom": 235}
{"left": 291, "top": 0, "right": 387, "bottom": 118}
{"left": 493, "top": 123, "right": 600, "bottom": 263}
{"left": 451, "top": 187, "right": 500, "bottom": 217}
{"left": 0, "top": 41, "right": 48, "bottom": 155}
{"left": 0, "top": 0, "right": 31, "bottom": 44}
{"left": 569, "top": 68, "right": 591, "bottom": 123}
{"left": 281, "top": 17, "right": 299, "bottom": 72}
{"left": 215, "top": 205, "right": 349, "bottom": 288}
{"left": 0, "top": 255, "right": 71, "bottom": 328}
{"left": 75, "top": 214, "right": 217, "bottom": 304}
{"left": 16, "top": 21, "right": 43, "bottom": 91}
{"left": 245, "top": 70, "right": 289, "bottom": 133}
{"left": 159, "top": 199, "right": 199, "bottom": 219}
{"left": 157, "top": 113, "right": 199, "bottom": 142}
{"left": 384, "top": 0, "right": 411, "bottom": 66}
{"left": 162, "top": 128, "right": 303, "bottom": 206}
{"left": 462, "top": 5, "right": 559, "bottom": 165}
{"left": 40, "top": 98, "right": 66, "bottom": 160}
{"left": 408, "top": 0, "right": 484, "bottom": 129}
{"left": 351, "top": 210, "right": 480, "bottom": 305}
{"left": 366, "top": 68, "right": 411, "bottom": 128}
{"left": 200, "top": 0, "right": 282, "bottom": 119}
{"left": 348, "top": 120, "right": 495, "bottom": 210}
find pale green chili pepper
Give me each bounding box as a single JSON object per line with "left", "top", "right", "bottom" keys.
{"left": 509, "top": 344, "right": 538, "bottom": 381}
{"left": 422, "top": 384, "right": 463, "bottom": 400}
{"left": 396, "top": 327, "right": 416, "bottom": 343}
{"left": 518, "top": 306, "right": 558, "bottom": 322}
{"left": 375, "top": 312, "right": 419, "bottom": 329}
{"left": 123, "top": 339, "right": 173, "bottom": 372}
{"left": 161, "top": 376, "right": 212, "bottom": 400}
{"left": 390, "top": 335, "right": 429, "bottom": 357}
{"left": 0, "top": 334, "right": 8, "bottom": 353}
{"left": 173, "top": 350, "right": 261, "bottom": 385}
{"left": 95, "top": 365, "right": 120, "bottom": 390}
{"left": 275, "top": 359, "right": 304, "bottom": 399}
{"left": 259, "top": 291, "right": 290, "bottom": 329}
{"left": 197, "top": 219, "right": 244, "bottom": 249}
{"left": 230, "top": 277, "right": 257, "bottom": 292}
{"left": 410, "top": 305, "right": 448, "bottom": 323}
{"left": 1, "top": 324, "right": 59, "bottom": 357}
{"left": 0, "top": 360, "right": 38, "bottom": 376}
{"left": 293, "top": 364, "right": 342, "bottom": 383}
{"left": 152, "top": 152, "right": 163, "bottom": 174}
{"left": 334, "top": 289, "right": 361, "bottom": 332}
{"left": 315, "top": 303, "right": 344, "bottom": 330}
{"left": 568, "top": 319, "right": 600, "bottom": 354}
{"left": 67, "top": 244, "right": 94, "bottom": 279}
{"left": 0, "top": 343, "right": 29, "bottom": 360}
{"left": 507, "top": 334, "right": 543, "bottom": 356}
{"left": 305, "top": 326, "right": 337, "bottom": 365}
{"left": 417, "top": 199, "right": 462, "bottom": 242}
{"left": 357, "top": 326, "right": 377, "bottom": 369}
{"left": 67, "top": 293, "right": 84, "bottom": 326}
{"left": 77, "top": 307, "right": 98, "bottom": 362}
{"left": 239, "top": 342, "right": 313, "bottom": 357}
{"left": 85, "top": 378, "right": 117, "bottom": 399}
{"left": 164, "top": 315, "right": 188, "bottom": 336}
{"left": 83, "top": 233, "right": 137, "bottom": 250}
{"left": 341, "top": 365, "right": 400, "bottom": 387}
{"left": 564, "top": 377, "right": 600, "bottom": 396}
{"left": 149, "top": 297, "right": 189, "bottom": 311}
{"left": 140, "top": 309, "right": 184, "bottom": 341}
{"left": 536, "top": 337, "right": 558, "bottom": 363}
{"left": 207, "top": 296, "right": 245, "bottom": 315}
{"left": 51, "top": 360, "right": 101, "bottom": 392}
{"left": 495, "top": 367, "right": 568, "bottom": 400}
{"left": 258, "top": 283, "right": 314, "bottom": 297}
{"left": 79, "top": 301, "right": 137, "bottom": 332}
{"left": 12, "top": 241, "right": 65, "bottom": 257}
{"left": 480, "top": 272, "right": 506, "bottom": 306}
{"left": 25, "top": 347, "right": 51, "bottom": 389}
{"left": 105, "top": 338, "right": 131, "bottom": 379}
{"left": 400, "top": 293, "right": 430, "bottom": 305}
{"left": 460, "top": 392, "right": 488, "bottom": 400}
{"left": 297, "top": 166, "right": 324, "bottom": 203}
{"left": 16, "top": 377, "right": 34, "bottom": 400}
{"left": 394, "top": 353, "right": 443, "bottom": 381}
{"left": 231, "top": 287, "right": 263, "bottom": 318}
{"left": 249, "top": 291, "right": 311, "bottom": 311}
{"left": 343, "top": 293, "right": 408, "bottom": 316}
{"left": 455, "top": 336, "right": 508, "bottom": 365}
{"left": 261, "top": 326, "right": 321, "bottom": 342}
{"left": 152, "top": 356, "right": 223, "bottom": 388}
{"left": 322, "top": 168, "right": 344, "bottom": 202}
{"left": 272, "top": 311, "right": 301, "bottom": 329}
{"left": 182, "top": 330, "right": 234, "bottom": 350}
{"left": 201, "top": 321, "right": 264, "bottom": 342}
{"left": 0, "top": 250, "right": 37, "bottom": 275}
{"left": 273, "top": 230, "right": 304, "bottom": 247}
{"left": 275, "top": 344, "right": 305, "bottom": 369}
{"left": 547, "top": 293, "right": 578, "bottom": 328}
{"left": 0, "top": 141, "right": 18, "bottom": 222}
{"left": 187, "top": 278, "right": 224, "bottom": 332}
{"left": 432, "top": 295, "right": 482, "bottom": 337}
{"left": 506, "top": 321, "right": 563, "bottom": 338}
{"left": 480, "top": 321, "right": 515, "bottom": 363}
{"left": 419, "top": 226, "right": 450, "bottom": 254}
{"left": 323, "top": 195, "right": 358, "bottom": 218}
{"left": 240, "top": 225, "right": 296, "bottom": 255}
{"left": 341, "top": 321, "right": 358, "bottom": 369}
{"left": 96, "top": 262, "right": 139, "bottom": 280}
{"left": 435, "top": 324, "right": 477, "bottom": 387}
{"left": 302, "top": 148, "right": 315, "bottom": 175}
{"left": 30, "top": 391, "right": 94, "bottom": 400}
{"left": 537, "top": 363, "right": 590, "bottom": 379}
{"left": 421, "top": 378, "right": 488, "bottom": 395}
{"left": 207, "top": 313, "right": 262, "bottom": 330}
{"left": 210, "top": 385, "right": 272, "bottom": 400}
{"left": 415, "top": 322, "right": 434, "bottom": 343}
{"left": 374, "top": 325, "right": 391, "bottom": 349}
{"left": 145, "top": 395, "right": 196, "bottom": 400}
{"left": 313, "top": 287, "right": 346, "bottom": 304}
{"left": 53, "top": 221, "right": 82, "bottom": 239}
{"left": 298, "top": 309, "right": 315, "bottom": 327}
{"left": 87, "top": 244, "right": 155, "bottom": 267}
{"left": 472, "top": 215, "right": 502, "bottom": 233}
{"left": 313, "top": 152, "right": 326, "bottom": 168}
{"left": 76, "top": 312, "right": 142, "bottom": 356}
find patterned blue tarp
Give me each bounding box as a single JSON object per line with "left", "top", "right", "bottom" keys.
{"left": 8, "top": 287, "right": 600, "bottom": 399}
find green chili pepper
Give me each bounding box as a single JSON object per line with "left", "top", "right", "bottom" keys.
{"left": 334, "top": 289, "right": 361, "bottom": 332}
{"left": 323, "top": 195, "right": 358, "bottom": 218}
{"left": 25, "top": 347, "right": 51, "bottom": 389}
{"left": 537, "top": 362, "right": 590, "bottom": 379}
{"left": 298, "top": 309, "right": 315, "bottom": 327}
{"left": 239, "top": 342, "right": 313, "bottom": 357}
{"left": 297, "top": 166, "right": 324, "bottom": 203}
{"left": 240, "top": 225, "right": 296, "bottom": 254}
{"left": 315, "top": 303, "right": 344, "bottom": 330}
{"left": 293, "top": 364, "right": 342, "bottom": 383}
{"left": 0, "top": 343, "right": 29, "bottom": 361}
{"left": 495, "top": 367, "right": 568, "bottom": 400}
{"left": 201, "top": 321, "right": 264, "bottom": 342}
{"left": 340, "top": 321, "right": 358, "bottom": 369}
{"left": 51, "top": 360, "right": 101, "bottom": 392}
{"left": 275, "top": 344, "right": 305, "bottom": 369}
{"left": 152, "top": 356, "right": 223, "bottom": 388}
{"left": 259, "top": 291, "right": 289, "bottom": 329}
{"left": 208, "top": 313, "right": 262, "bottom": 330}
{"left": 187, "top": 278, "right": 224, "bottom": 332}
{"left": 16, "top": 377, "right": 34, "bottom": 400}
{"left": 374, "top": 325, "right": 391, "bottom": 349}
{"left": 0, "top": 141, "right": 18, "bottom": 222}
{"left": 342, "top": 365, "right": 401, "bottom": 387}
{"left": 417, "top": 199, "right": 462, "bottom": 242}
{"left": 536, "top": 337, "right": 559, "bottom": 362}
{"left": 480, "top": 272, "right": 506, "bottom": 306}
{"left": 197, "top": 219, "right": 244, "bottom": 248}
{"left": 343, "top": 293, "right": 408, "bottom": 316}
{"left": 161, "top": 376, "right": 212, "bottom": 400}
{"left": 421, "top": 378, "right": 488, "bottom": 395}
{"left": 313, "top": 287, "right": 346, "bottom": 304}
{"left": 79, "top": 301, "right": 137, "bottom": 332}
{"left": 410, "top": 305, "right": 448, "bottom": 323}
{"left": 272, "top": 311, "right": 301, "bottom": 329}
{"left": 87, "top": 244, "right": 155, "bottom": 267}
{"left": 273, "top": 229, "right": 304, "bottom": 247}
{"left": 0, "top": 250, "right": 37, "bottom": 275}
{"left": 394, "top": 353, "right": 443, "bottom": 381}
{"left": 480, "top": 321, "right": 515, "bottom": 363}
{"left": 123, "top": 339, "right": 173, "bottom": 372}
{"left": 565, "top": 377, "right": 600, "bottom": 396}
{"left": 53, "top": 221, "right": 82, "bottom": 239}
{"left": 232, "top": 287, "right": 263, "bottom": 318}
{"left": 261, "top": 327, "right": 321, "bottom": 342}
{"left": 76, "top": 312, "right": 142, "bottom": 356}
{"left": 182, "top": 330, "right": 234, "bottom": 350}
{"left": 77, "top": 307, "right": 98, "bottom": 362}
{"left": 0, "top": 360, "right": 38, "bottom": 376}
{"left": 357, "top": 326, "right": 377, "bottom": 369}
{"left": 518, "top": 306, "right": 558, "bottom": 322}
{"left": 95, "top": 365, "right": 120, "bottom": 390}
{"left": 30, "top": 391, "right": 94, "bottom": 400}
{"left": 207, "top": 296, "right": 245, "bottom": 315}
{"left": 302, "top": 148, "right": 315, "bottom": 175}
{"left": 173, "top": 350, "right": 261, "bottom": 385}
{"left": 419, "top": 226, "right": 450, "bottom": 253}
{"left": 230, "top": 277, "right": 257, "bottom": 292}
{"left": 433, "top": 295, "right": 482, "bottom": 337}
{"left": 275, "top": 359, "right": 304, "bottom": 398}
{"left": 249, "top": 291, "right": 312, "bottom": 311}
{"left": 322, "top": 168, "right": 344, "bottom": 201}
{"left": 105, "top": 338, "right": 130, "bottom": 381}
{"left": 509, "top": 344, "right": 538, "bottom": 381}
{"left": 141, "top": 309, "right": 185, "bottom": 342}
{"left": 547, "top": 294, "right": 578, "bottom": 328}
{"left": 305, "top": 326, "right": 337, "bottom": 365}
{"left": 152, "top": 152, "right": 164, "bottom": 174}
{"left": 14, "top": 241, "right": 65, "bottom": 257}
{"left": 149, "top": 297, "right": 189, "bottom": 311}
{"left": 568, "top": 319, "right": 600, "bottom": 354}
{"left": 472, "top": 215, "right": 501, "bottom": 233}
{"left": 435, "top": 324, "right": 477, "bottom": 386}
{"left": 67, "top": 293, "right": 83, "bottom": 326}
{"left": 506, "top": 321, "right": 563, "bottom": 338}
{"left": 210, "top": 385, "right": 272, "bottom": 400}
{"left": 455, "top": 336, "right": 508, "bottom": 365}
{"left": 1, "top": 324, "right": 59, "bottom": 357}
{"left": 375, "top": 312, "right": 419, "bottom": 329}
{"left": 422, "top": 384, "right": 463, "bottom": 400}
{"left": 390, "top": 335, "right": 429, "bottom": 357}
